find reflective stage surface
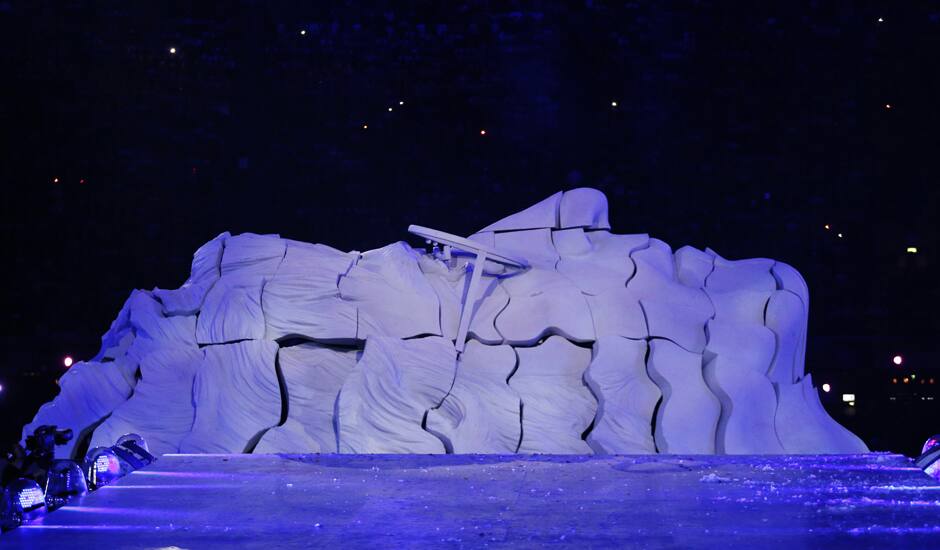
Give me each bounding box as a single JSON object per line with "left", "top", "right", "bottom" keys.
{"left": 4, "top": 453, "right": 939, "bottom": 548}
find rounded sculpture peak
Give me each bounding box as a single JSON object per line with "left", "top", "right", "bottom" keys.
{"left": 478, "top": 187, "right": 610, "bottom": 233}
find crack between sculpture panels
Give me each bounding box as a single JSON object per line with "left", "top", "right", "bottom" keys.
{"left": 505, "top": 347, "right": 525, "bottom": 453}
{"left": 421, "top": 353, "right": 461, "bottom": 454}
{"left": 642, "top": 338, "right": 663, "bottom": 454}
{"left": 244, "top": 348, "right": 288, "bottom": 454}
{"left": 580, "top": 358, "right": 599, "bottom": 445}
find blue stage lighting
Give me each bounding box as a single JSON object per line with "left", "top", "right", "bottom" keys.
{"left": 6, "top": 478, "right": 46, "bottom": 521}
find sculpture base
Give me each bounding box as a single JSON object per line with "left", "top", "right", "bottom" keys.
{"left": 6, "top": 453, "right": 938, "bottom": 548}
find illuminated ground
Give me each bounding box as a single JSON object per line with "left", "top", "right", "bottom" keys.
{"left": 3, "top": 453, "right": 939, "bottom": 548}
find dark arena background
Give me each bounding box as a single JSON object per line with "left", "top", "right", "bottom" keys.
{"left": 1, "top": 1, "right": 939, "bottom": 546}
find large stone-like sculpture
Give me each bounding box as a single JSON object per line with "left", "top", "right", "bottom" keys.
{"left": 23, "top": 188, "right": 868, "bottom": 457}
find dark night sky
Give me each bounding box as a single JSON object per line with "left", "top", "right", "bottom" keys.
{"left": 1, "top": 1, "right": 938, "bottom": 454}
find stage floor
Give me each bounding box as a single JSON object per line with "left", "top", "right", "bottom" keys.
{"left": 3, "top": 453, "right": 939, "bottom": 548}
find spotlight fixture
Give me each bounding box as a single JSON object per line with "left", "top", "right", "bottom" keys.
{"left": 893, "top": 355, "right": 903, "bottom": 366}
{"left": 4, "top": 478, "right": 46, "bottom": 522}
{"left": 84, "top": 447, "right": 123, "bottom": 490}
{"left": 110, "top": 433, "right": 156, "bottom": 473}
{"left": 923, "top": 434, "right": 940, "bottom": 455}
{"left": 915, "top": 440, "right": 940, "bottom": 480}
{"left": 117, "top": 433, "right": 151, "bottom": 454}
{"left": 44, "top": 460, "right": 88, "bottom": 511}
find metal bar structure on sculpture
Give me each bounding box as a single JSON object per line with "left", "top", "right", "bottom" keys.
{"left": 407, "top": 225, "right": 528, "bottom": 353}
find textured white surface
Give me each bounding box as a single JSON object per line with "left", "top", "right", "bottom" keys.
{"left": 705, "top": 253, "right": 776, "bottom": 293}
{"left": 764, "top": 290, "right": 806, "bottom": 385}
{"left": 584, "top": 336, "right": 660, "bottom": 454}
{"left": 553, "top": 228, "right": 640, "bottom": 295}
{"left": 340, "top": 242, "right": 442, "bottom": 339}
{"left": 558, "top": 187, "right": 611, "bottom": 230}
{"left": 704, "top": 357, "right": 784, "bottom": 454}
{"left": 511, "top": 336, "right": 595, "bottom": 454}
{"left": 466, "top": 277, "right": 510, "bottom": 344}
{"left": 91, "top": 348, "right": 203, "bottom": 455}
{"left": 585, "top": 288, "right": 647, "bottom": 339}
{"left": 22, "top": 360, "right": 136, "bottom": 459}
{"left": 705, "top": 319, "right": 776, "bottom": 375}
{"left": 674, "top": 245, "right": 714, "bottom": 289}
{"left": 180, "top": 340, "right": 282, "bottom": 453}
{"left": 479, "top": 191, "right": 562, "bottom": 232}
{"left": 774, "top": 376, "right": 869, "bottom": 453}
{"left": 630, "top": 240, "right": 714, "bottom": 353}
{"left": 255, "top": 343, "right": 358, "bottom": 452}
{"left": 195, "top": 274, "right": 266, "bottom": 344}
{"left": 262, "top": 240, "right": 358, "bottom": 342}
{"left": 496, "top": 268, "right": 595, "bottom": 345}
{"left": 647, "top": 339, "right": 721, "bottom": 454}
{"left": 494, "top": 228, "right": 560, "bottom": 269}
{"left": 153, "top": 231, "right": 228, "bottom": 315}
{"left": 337, "top": 336, "right": 456, "bottom": 453}
{"left": 22, "top": 187, "right": 868, "bottom": 457}
{"left": 425, "top": 341, "right": 522, "bottom": 453}
{"left": 219, "top": 232, "right": 286, "bottom": 277}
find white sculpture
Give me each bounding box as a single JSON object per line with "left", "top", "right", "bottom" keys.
{"left": 23, "top": 188, "right": 868, "bottom": 457}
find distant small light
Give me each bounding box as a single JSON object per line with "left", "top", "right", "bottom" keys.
{"left": 63, "top": 356, "right": 73, "bottom": 368}
{"left": 906, "top": 247, "right": 918, "bottom": 254}
{"left": 885, "top": 103, "right": 892, "bottom": 110}
{"left": 892, "top": 378, "right": 898, "bottom": 384}
{"left": 53, "top": 177, "right": 59, "bottom": 184}
{"left": 842, "top": 393, "right": 855, "bottom": 402}
{"left": 611, "top": 101, "right": 618, "bottom": 107}
{"left": 0, "top": 383, "right": 3, "bottom": 392}
{"left": 848, "top": 401, "right": 855, "bottom": 407}
{"left": 169, "top": 47, "right": 177, "bottom": 55}
{"left": 903, "top": 377, "right": 910, "bottom": 384}
{"left": 79, "top": 178, "right": 86, "bottom": 184}
{"left": 388, "top": 107, "right": 393, "bottom": 112}
{"left": 480, "top": 129, "right": 487, "bottom": 135}
{"left": 837, "top": 233, "right": 843, "bottom": 238}
{"left": 877, "top": 17, "right": 884, "bottom": 23}
{"left": 399, "top": 100, "right": 404, "bottom": 105}
{"left": 300, "top": 29, "right": 306, "bottom": 35}
{"left": 930, "top": 378, "right": 935, "bottom": 384}
{"left": 893, "top": 355, "right": 903, "bottom": 366}
{"left": 822, "top": 383, "right": 831, "bottom": 393}
{"left": 911, "top": 374, "right": 916, "bottom": 380}
{"left": 362, "top": 124, "right": 368, "bottom": 129}
{"left": 824, "top": 224, "right": 830, "bottom": 230}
